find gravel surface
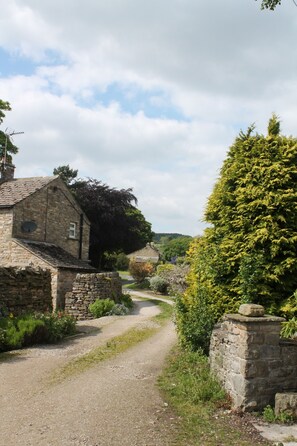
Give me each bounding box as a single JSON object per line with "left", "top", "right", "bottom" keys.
{"left": 0, "top": 297, "right": 177, "bottom": 446}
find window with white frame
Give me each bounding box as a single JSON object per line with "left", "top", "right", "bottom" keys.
{"left": 69, "top": 222, "right": 77, "bottom": 239}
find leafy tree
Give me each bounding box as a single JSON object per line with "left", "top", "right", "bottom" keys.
{"left": 53, "top": 164, "right": 78, "bottom": 186}
{"left": 0, "top": 100, "right": 19, "bottom": 163}
{"left": 161, "top": 236, "right": 193, "bottom": 262}
{"left": 177, "top": 115, "right": 297, "bottom": 351}
{"left": 0, "top": 100, "right": 11, "bottom": 124}
{"left": 257, "top": 0, "right": 281, "bottom": 9}
{"left": 124, "top": 208, "right": 154, "bottom": 254}
{"left": 54, "top": 168, "right": 153, "bottom": 268}
{"left": 257, "top": 0, "right": 296, "bottom": 10}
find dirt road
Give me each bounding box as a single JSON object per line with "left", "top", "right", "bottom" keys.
{"left": 0, "top": 295, "right": 177, "bottom": 446}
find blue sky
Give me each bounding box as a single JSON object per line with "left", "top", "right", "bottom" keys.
{"left": 0, "top": 0, "right": 297, "bottom": 235}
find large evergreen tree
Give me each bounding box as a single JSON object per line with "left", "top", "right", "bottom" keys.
{"left": 177, "top": 115, "right": 297, "bottom": 351}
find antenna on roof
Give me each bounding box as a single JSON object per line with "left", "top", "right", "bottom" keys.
{"left": 3, "top": 128, "right": 24, "bottom": 165}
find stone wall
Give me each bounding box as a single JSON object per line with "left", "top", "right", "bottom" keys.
{"left": 209, "top": 306, "right": 297, "bottom": 411}
{"left": 0, "top": 267, "right": 52, "bottom": 315}
{"left": 0, "top": 239, "right": 59, "bottom": 308}
{"left": 0, "top": 239, "right": 89, "bottom": 310}
{"left": 65, "top": 272, "right": 122, "bottom": 320}
{"left": 56, "top": 269, "right": 78, "bottom": 310}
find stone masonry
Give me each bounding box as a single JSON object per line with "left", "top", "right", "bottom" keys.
{"left": 209, "top": 306, "right": 297, "bottom": 411}
{"left": 65, "top": 272, "right": 122, "bottom": 320}
{"left": 9, "top": 177, "right": 90, "bottom": 261}
{"left": 0, "top": 267, "right": 52, "bottom": 315}
{"left": 0, "top": 176, "right": 93, "bottom": 309}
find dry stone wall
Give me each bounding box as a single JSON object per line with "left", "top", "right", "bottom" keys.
{"left": 209, "top": 307, "right": 297, "bottom": 412}
{"left": 65, "top": 272, "right": 122, "bottom": 320}
{"left": 0, "top": 267, "right": 52, "bottom": 315}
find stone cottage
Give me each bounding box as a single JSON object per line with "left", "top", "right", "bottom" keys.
{"left": 127, "top": 243, "right": 160, "bottom": 263}
{"left": 0, "top": 162, "right": 95, "bottom": 309}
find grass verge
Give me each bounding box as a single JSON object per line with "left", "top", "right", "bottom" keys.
{"left": 49, "top": 299, "right": 173, "bottom": 384}
{"left": 158, "top": 347, "right": 270, "bottom": 446}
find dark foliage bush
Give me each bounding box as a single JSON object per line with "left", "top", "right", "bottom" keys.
{"left": 0, "top": 312, "right": 76, "bottom": 352}
{"left": 149, "top": 276, "right": 169, "bottom": 294}
{"left": 119, "top": 293, "right": 134, "bottom": 309}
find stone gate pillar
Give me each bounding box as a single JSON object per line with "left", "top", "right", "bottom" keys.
{"left": 209, "top": 304, "right": 290, "bottom": 411}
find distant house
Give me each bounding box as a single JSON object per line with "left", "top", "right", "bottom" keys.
{"left": 0, "top": 162, "right": 95, "bottom": 309}
{"left": 127, "top": 243, "right": 160, "bottom": 263}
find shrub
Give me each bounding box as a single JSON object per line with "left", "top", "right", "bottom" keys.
{"left": 109, "top": 304, "right": 130, "bottom": 315}
{"left": 119, "top": 293, "right": 134, "bottom": 309}
{"left": 115, "top": 253, "right": 130, "bottom": 271}
{"left": 280, "top": 317, "right": 297, "bottom": 340}
{"left": 15, "top": 317, "right": 46, "bottom": 347}
{"left": 37, "top": 312, "right": 76, "bottom": 342}
{"left": 0, "top": 328, "right": 6, "bottom": 351}
{"left": 175, "top": 290, "right": 215, "bottom": 355}
{"left": 0, "top": 315, "right": 46, "bottom": 350}
{"left": 157, "top": 264, "right": 190, "bottom": 296}
{"left": 263, "top": 405, "right": 294, "bottom": 424}
{"left": 89, "top": 298, "right": 115, "bottom": 318}
{"left": 149, "top": 276, "right": 169, "bottom": 294}
{"left": 177, "top": 116, "right": 297, "bottom": 352}
{"left": 128, "top": 260, "right": 155, "bottom": 283}
{"left": 0, "top": 312, "right": 76, "bottom": 352}
{"left": 156, "top": 263, "right": 175, "bottom": 276}
{"left": 101, "top": 251, "right": 130, "bottom": 271}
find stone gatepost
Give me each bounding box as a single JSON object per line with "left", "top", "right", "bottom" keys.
{"left": 209, "top": 304, "right": 287, "bottom": 411}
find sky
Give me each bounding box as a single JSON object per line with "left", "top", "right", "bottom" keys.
{"left": 0, "top": 0, "right": 297, "bottom": 236}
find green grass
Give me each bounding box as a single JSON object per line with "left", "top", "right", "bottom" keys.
{"left": 124, "top": 280, "right": 150, "bottom": 290}
{"left": 49, "top": 299, "right": 173, "bottom": 384}
{"left": 158, "top": 347, "right": 271, "bottom": 446}
{"left": 150, "top": 299, "right": 174, "bottom": 324}
{"left": 117, "top": 270, "right": 130, "bottom": 277}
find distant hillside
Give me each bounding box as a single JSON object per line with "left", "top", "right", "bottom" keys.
{"left": 153, "top": 233, "right": 192, "bottom": 243}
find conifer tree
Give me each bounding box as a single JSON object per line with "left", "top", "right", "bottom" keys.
{"left": 177, "top": 115, "right": 297, "bottom": 351}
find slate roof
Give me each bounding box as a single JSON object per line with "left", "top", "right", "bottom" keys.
{"left": 15, "top": 239, "right": 96, "bottom": 271}
{"left": 127, "top": 243, "right": 160, "bottom": 262}
{"left": 0, "top": 176, "right": 58, "bottom": 207}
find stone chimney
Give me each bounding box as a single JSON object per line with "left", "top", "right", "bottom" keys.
{"left": 0, "top": 161, "right": 15, "bottom": 183}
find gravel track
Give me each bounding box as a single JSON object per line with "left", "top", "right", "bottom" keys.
{"left": 0, "top": 296, "right": 177, "bottom": 446}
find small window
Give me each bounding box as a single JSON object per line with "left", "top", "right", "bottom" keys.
{"left": 21, "top": 221, "right": 37, "bottom": 233}
{"left": 69, "top": 222, "right": 77, "bottom": 239}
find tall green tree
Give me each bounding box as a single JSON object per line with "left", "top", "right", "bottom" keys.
{"left": 256, "top": 0, "right": 296, "bottom": 9}
{"left": 0, "top": 100, "right": 11, "bottom": 124}
{"left": 0, "top": 100, "right": 19, "bottom": 163}
{"left": 257, "top": 0, "right": 281, "bottom": 9}
{"left": 54, "top": 167, "right": 153, "bottom": 268}
{"left": 177, "top": 115, "right": 297, "bottom": 351}
{"left": 53, "top": 164, "right": 78, "bottom": 185}
{"left": 161, "top": 236, "right": 192, "bottom": 262}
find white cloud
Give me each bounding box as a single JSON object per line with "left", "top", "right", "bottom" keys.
{"left": 1, "top": 0, "right": 297, "bottom": 235}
